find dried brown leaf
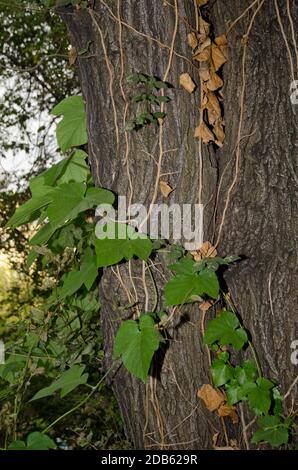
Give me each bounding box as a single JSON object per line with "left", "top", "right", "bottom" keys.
{"left": 194, "top": 122, "right": 214, "bottom": 144}
{"left": 68, "top": 46, "right": 77, "bottom": 66}
{"left": 213, "top": 119, "right": 225, "bottom": 146}
{"left": 217, "top": 404, "right": 239, "bottom": 423}
{"left": 197, "top": 0, "right": 209, "bottom": 6}
{"left": 159, "top": 180, "right": 174, "bottom": 198}
{"left": 193, "top": 45, "right": 211, "bottom": 62}
{"left": 187, "top": 32, "right": 198, "bottom": 50}
{"left": 199, "top": 240, "right": 217, "bottom": 258}
{"left": 199, "top": 63, "right": 210, "bottom": 82}
{"left": 206, "top": 71, "right": 223, "bottom": 91}
{"left": 197, "top": 384, "right": 225, "bottom": 412}
{"left": 212, "top": 44, "right": 227, "bottom": 71}
{"left": 215, "top": 34, "right": 228, "bottom": 47}
{"left": 199, "top": 17, "right": 210, "bottom": 36}
{"left": 204, "top": 91, "right": 221, "bottom": 125}
{"left": 179, "top": 73, "right": 196, "bottom": 93}
{"left": 199, "top": 300, "right": 213, "bottom": 312}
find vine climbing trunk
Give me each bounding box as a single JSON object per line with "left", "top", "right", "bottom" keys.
{"left": 60, "top": 0, "right": 298, "bottom": 449}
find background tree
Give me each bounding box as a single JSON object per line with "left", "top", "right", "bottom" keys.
{"left": 59, "top": 0, "right": 298, "bottom": 449}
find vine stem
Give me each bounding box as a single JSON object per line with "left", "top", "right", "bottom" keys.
{"left": 42, "top": 365, "right": 114, "bottom": 435}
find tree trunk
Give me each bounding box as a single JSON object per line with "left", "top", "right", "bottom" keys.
{"left": 61, "top": 0, "right": 298, "bottom": 449}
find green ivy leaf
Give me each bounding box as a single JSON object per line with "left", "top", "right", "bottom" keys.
{"left": 193, "top": 255, "right": 240, "bottom": 272}
{"left": 234, "top": 361, "right": 258, "bottom": 385}
{"left": 30, "top": 364, "right": 88, "bottom": 401}
{"left": 211, "top": 358, "right": 234, "bottom": 387}
{"left": 164, "top": 268, "right": 219, "bottom": 306}
{"left": 252, "top": 415, "right": 289, "bottom": 447}
{"left": 169, "top": 257, "right": 195, "bottom": 275}
{"left": 8, "top": 432, "right": 56, "bottom": 451}
{"left": 51, "top": 95, "right": 87, "bottom": 152}
{"left": 246, "top": 377, "right": 275, "bottom": 415}
{"left": 95, "top": 223, "right": 153, "bottom": 267}
{"left": 26, "top": 432, "right": 56, "bottom": 450}
{"left": 113, "top": 315, "right": 163, "bottom": 382}
{"left": 204, "top": 310, "right": 248, "bottom": 351}
{"left": 8, "top": 440, "right": 27, "bottom": 450}
{"left": 225, "top": 379, "right": 246, "bottom": 404}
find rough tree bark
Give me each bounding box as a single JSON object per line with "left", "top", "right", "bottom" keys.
{"left": 61, "top": 0, "right": 298, "bottom": 449}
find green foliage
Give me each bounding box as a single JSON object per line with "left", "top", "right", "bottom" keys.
{"left": 126, "top": 73, "right": 171, "bottom": 131}
{"left": 113, "top": 315, "right": 163, "bottom": 382}
{"left": 204, "top": 310, "right": 248, "bottom": 351}
{"left": 95, "top": 223, "right": 153, "bottom": 268}
{"left": 51, "top": 96, "right": 88, "bottom": 152}
{"left": 8, "top": 432, "right": 56, "bottom": 450}
{"left": 30, "top": 365, "right": 88, "bottom": 400}
{"left": 251, "top": 416, "right": 290, "bottom": 447}
{"left": 164, "top": 254, "right": 237, "bottom": 306}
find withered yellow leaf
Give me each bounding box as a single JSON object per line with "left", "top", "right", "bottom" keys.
{"left": 199, "top": 300, "right": 213, "bottom": 312}
{"left": 199, "top": 63, "right": 210, "bottom": 82}
{"left": 159, "top": 180, "right": 174, "bottom": 198}
{"left": 213, "top": 119, "right": 225, "bottom": 146}
{"left": 215, "top": 34, "right": 228, "bottom": 47}
{"left": 194, "top": 122, "right": 214, "bottom": 143}
{"left": 193, "top": 45, "right": 211, "bottom": 62}
{"left": 204, "top": 91, "right": 221, "bottom": 125}
{"left": 200, "top": 240, "right": 217, "bottom": 257}
{"left": 199, "top": 17, "right": 210, "bottom": 35}
{"left": 179, "top": 73, "right": 196, "bottom": 93}
{"left": 217, "top": 404, "right": 239, "bottom": 423}
{"left": 197, "top": 384, "right": 225, "bottom": 412}
{"left": 212, "top": 44, "right": 227, "bottom": 71}
{"left": 197, "top": 0, "right": 209, "bottom": 5}
{"left": 68, "top": 46, "right": 77, "bottom": 66}
{"left": 187, "top": 32, "right": 198, "bottom": 50}
{"left": 207, "top": 71, "right": 223, "bottom": 91}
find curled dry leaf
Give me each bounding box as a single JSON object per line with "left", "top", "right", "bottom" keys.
{"left": 204, "top": 91, "right": 221, "bottom": 125}
{"left": 194, "top": 122, "right": 214, "bottom": 144}
{"left": 215, "top": 34, "right": 228, "bottom": 59}
{"left": 217, "top": 404, "right": 239, "bottom": 423}
{"left": 197, "top": 384, "right": 225, "bottom": 412}
{"left": 187, "top": 32, "right": 198, "bottom": 50}
{"left": 159, "top": 180, "right": 174, "bottom": 198}
{"left": 197, "top": 0, "right": 209, "bottom": 6}
{"left": 193, "top": 45, "right": 211, "bottom": 62}
{"left": 199, "top": 300, "right": 213, "bottom": 312}
{"left": 199, "top": 240, "right": 217, "bottom": 258}
{"left": 199, "top": 62, "right": 210, "bottom": 82}
{"left": 215, "top": 34, "right": 228, "bottom": 47}
{"left": 68, "top": 46, "right": 77, "bottom": 66}
{"left": 211, "top": 44, "right": 227, "bottom": 71}
{"left": 207, "top": 70, "right": 224, "bottom": 91}
{"left": 179, "top": 73, "right": 196, "bottom": 93}
{"left": 213, "top": 119, "right": 225, "bottom": 147}
{"left": 199, "top": 17, "right": 210, "bottom": 36}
